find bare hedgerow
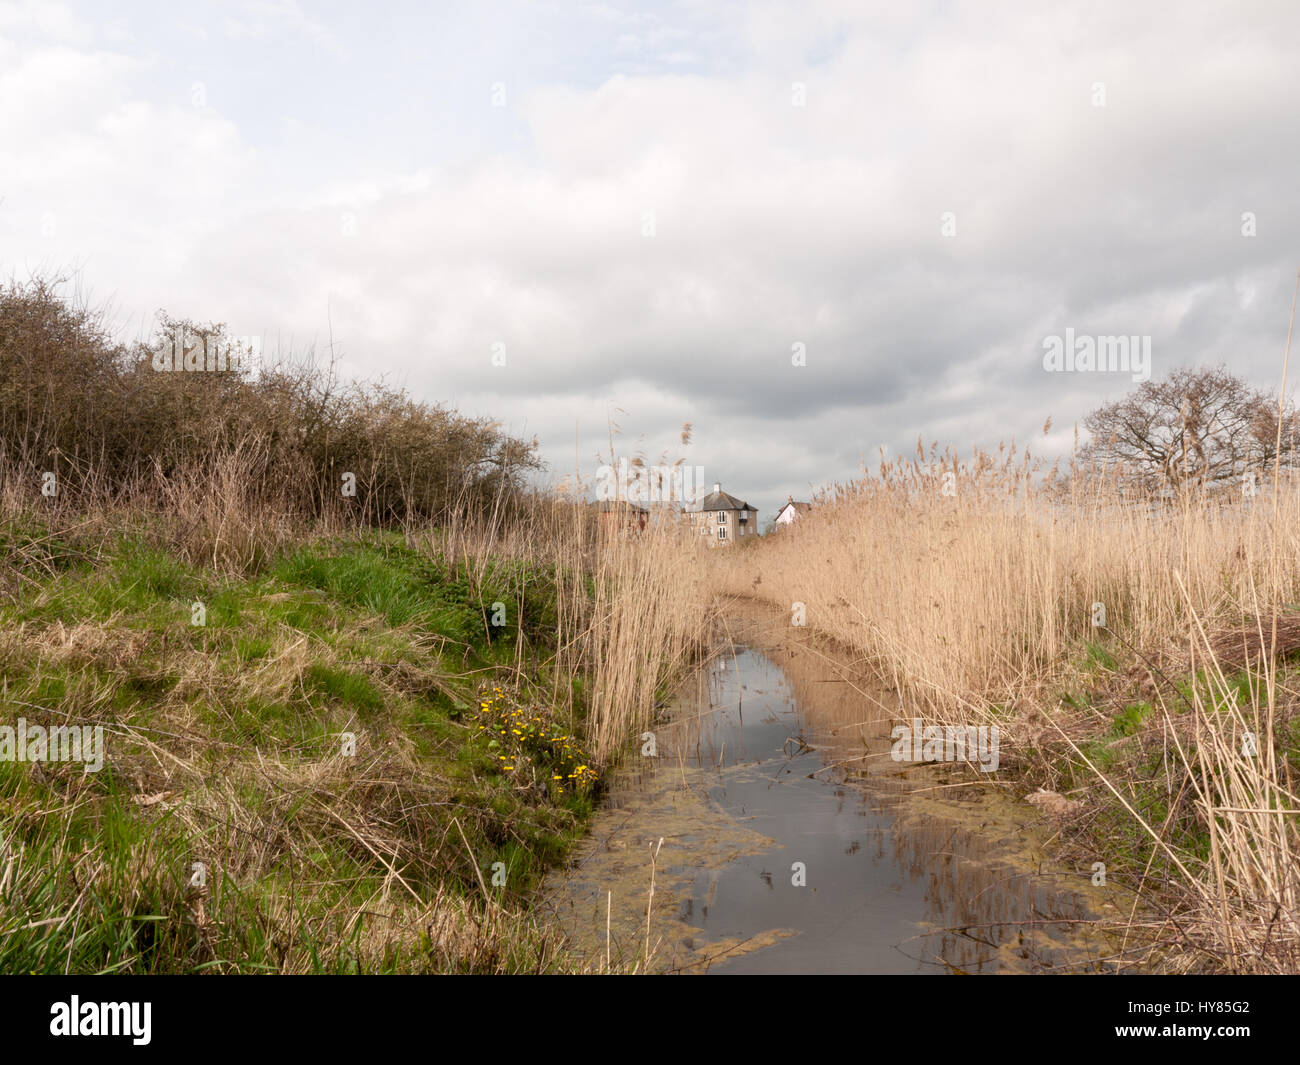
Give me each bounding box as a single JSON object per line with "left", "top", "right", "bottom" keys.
{"left": 0, "top": 276, "right": 541, "bottom": 544}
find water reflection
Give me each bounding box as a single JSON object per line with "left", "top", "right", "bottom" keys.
{"left": 544, "top": 607, "right": 1118, "bottom": 974}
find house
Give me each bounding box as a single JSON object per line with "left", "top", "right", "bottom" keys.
{"left": 597, "top": 499, "right": 648, "bottom": 537}
{"left": 773, "top": 496, "right": 812, "bottom": 527}
{"left": 686, "top": 483, "right": 758, "bottom": 546}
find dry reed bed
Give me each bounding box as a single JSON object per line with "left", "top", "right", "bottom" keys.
{"left": 711, "top": 461, "right": 1300, "bottom": 971}
{"left": 424, "top": 504, "right": 717, "bottom": 764}
{"left": 716, "top": 473, "right": 1300, "bottom": 725}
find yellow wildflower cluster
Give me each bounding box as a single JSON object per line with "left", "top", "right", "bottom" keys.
{"left": 475, "top": 685, "right": 597, "bottom": 795}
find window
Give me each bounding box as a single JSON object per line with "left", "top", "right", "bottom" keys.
{"left": 718, "top": 527, "right": 727, "bottom": 540}
{"left": 717, "top": 511, "right": 726, "bottom": 524}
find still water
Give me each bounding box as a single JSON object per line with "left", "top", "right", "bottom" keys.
{"left": 544, "top": 615, "right": 1120, "bottom": 974}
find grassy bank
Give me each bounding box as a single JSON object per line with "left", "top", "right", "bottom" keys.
{"left": 0, "top": 518, "right": 606, "bottom": 972}
{"left": 711, "top": 454, "right": 1300, "bottom": 972}
{"left": 0, "top": 282, "right": 718, "bottom": 973}
{"left": 0, "top": 496, "right": 717, "bottom": 974}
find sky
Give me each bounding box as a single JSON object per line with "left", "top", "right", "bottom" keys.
{"left": 2, "top": 0, "right": 1298, "bottom": 522}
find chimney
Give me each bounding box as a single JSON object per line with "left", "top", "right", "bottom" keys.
{"left": 788, "top": 495, "right": 793, "bottom": 503}
{"left": 713, "top": 482, "right": 721, "bottom": 493}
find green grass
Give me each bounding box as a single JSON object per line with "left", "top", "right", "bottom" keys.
{"left": 1040, "top": 644, "right": 1300, "bottom": 925}
{"left": 1083, "top": 638, "right": 1119, "bottom": 673}
{"left": 0, "top": 528, "right": 595, "bottom": 973}
{"left": 1111, "top": 701, "right": 1153, "bottom": 738}
{"left": 272, "top": 538, "right": 482, "bottom": 643}
{"left": 305, "top": 664, "right": 385, "bottom": 712}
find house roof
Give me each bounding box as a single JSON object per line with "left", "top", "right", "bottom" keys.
{"left": 775, "top": 499, "right": 812, "bottom": 519}
{"left": 595, "top": 499, "right": 649, "bottom": 514}
{"left": 691, "top": 487, "right": 754, "bottom": 512}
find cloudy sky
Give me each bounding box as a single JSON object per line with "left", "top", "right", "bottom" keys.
{"left": 2, "top": 0, "right": 1298, "bottom": 521}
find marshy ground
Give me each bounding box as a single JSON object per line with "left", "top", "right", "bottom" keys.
{"left": 546, "top": 603, "right": 1126, "bottom": 973}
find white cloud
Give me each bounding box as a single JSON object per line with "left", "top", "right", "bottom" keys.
{"left": 0, "top": 0, "right": 92, "bottom": 45}
{"left": 2, "top": 0, "right": 1299, "bottom": 519}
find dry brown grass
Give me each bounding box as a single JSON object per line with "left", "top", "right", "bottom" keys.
{"left": 711, "top": 448, "right": 1300, "bottom": 971}
{"left": 716, "top": 450, "right": 1300, "bottom": 722}
{"left": 415, "top": 485, "right": 717, "bottom": 764}
{"left": 0, "top": 458, "right": 718, "bottom": 972}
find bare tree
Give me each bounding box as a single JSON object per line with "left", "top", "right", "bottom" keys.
{"left": 1079, "top": 366, "right": 1300, "bottom": 493}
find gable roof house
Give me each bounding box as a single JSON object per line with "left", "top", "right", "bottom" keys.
{"left": 773, "top": 496, "right": 812, "bottom": 527}
{"left": 686, "top": 483, "right": 758, "bottom": 547}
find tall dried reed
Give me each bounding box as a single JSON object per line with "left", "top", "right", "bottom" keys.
{"left": 712, "top": 443, "right": 1300, "bottom": 970}
{"left": 416, "top": 486, "right": 715, "bottom": 764}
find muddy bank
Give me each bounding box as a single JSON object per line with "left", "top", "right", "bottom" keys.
{"left": 543, "top": 602, "right": 1128, "bottom": 973}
